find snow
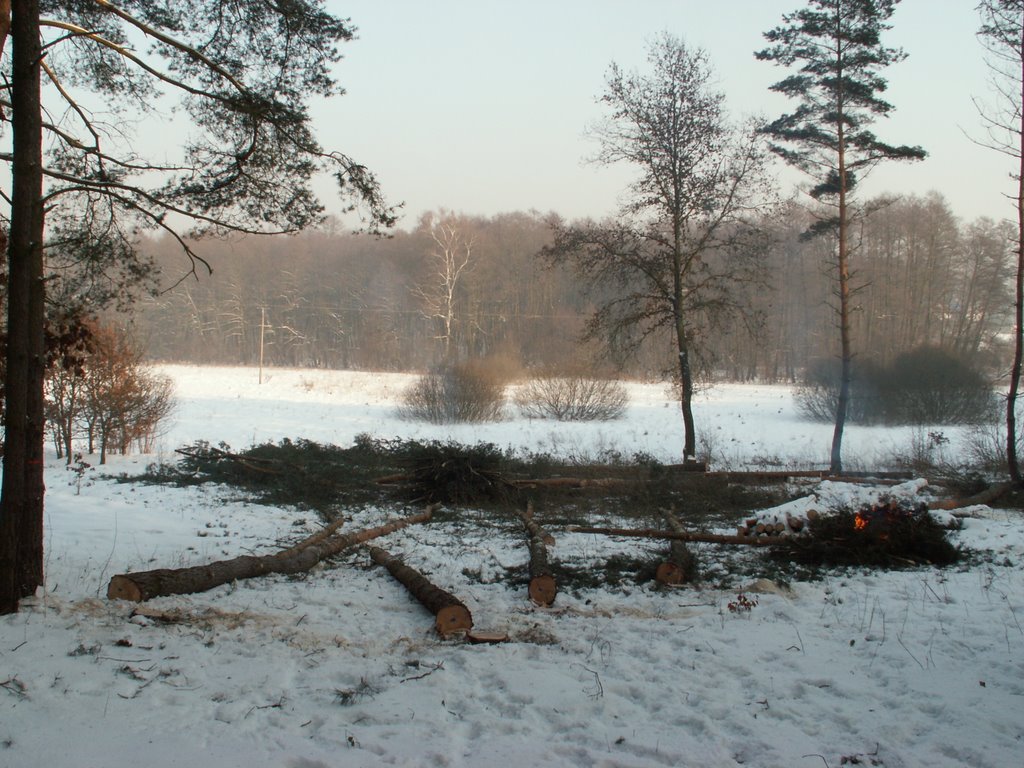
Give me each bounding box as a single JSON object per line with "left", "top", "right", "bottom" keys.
{"left": 1, "top": 364, "right": 1022, "bottom": 768}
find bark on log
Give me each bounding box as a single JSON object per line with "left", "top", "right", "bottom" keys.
{"left": 703, "top": 470, "right": 826, "bottom": 481}
{"left": 928, "top": 482, "right": 1014, "bottom": 511}
{"left": 511, "top": 477, "right": 629, "bottom": 490}
{"left": 367, "top": 545, "right": 473, "bottom": 637}
{"left": 655, "top": 508, "right": 697, "bottom": 586}
{"left": 517, "top": 502, "right": 557, "bottom": 606}
{"left": 568, "top": 525, "right": 781, "bottom": 547}
{"left": 108, "top": 506, "right": 437, "bottom": 602}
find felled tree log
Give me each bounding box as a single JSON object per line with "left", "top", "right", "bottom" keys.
{"left": 703, "top": 470, "right": 825, "bottom": 481}
{"left": 517, "top": 502, "right": 557, "bottom": 606}
{"left": 367, "top": 545, "right": 473, "bottom": 636}
{"left": 655, "top": 508, "right": 698, "bottom": 585}
{"left": 928, "top": 481, "right": 1013, "bottom": 511}
{"left": 568, "top": 525, "right": 780, "bottom": 547}
{"left": 108, "top": 506, "right": 437, "bottom": 602}
{"left": 511, "top": 477, "right": 629, "bottom": 490}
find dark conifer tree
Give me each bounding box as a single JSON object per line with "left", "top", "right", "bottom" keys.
{"left": 756, "top": 0, "right": 925, "bottom": 474}
{"left": 0, "top": 0, "right": 396, "bottom": 613}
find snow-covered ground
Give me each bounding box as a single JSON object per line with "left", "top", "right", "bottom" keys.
{"left": 1, "top": 365, "right": 1022, "bottom": 768}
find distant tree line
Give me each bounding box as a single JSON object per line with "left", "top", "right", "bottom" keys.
{"left": 129, "top": 193, "right": 1013, "bottom": 383}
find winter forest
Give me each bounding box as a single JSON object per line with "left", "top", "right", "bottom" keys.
{"left": 131, "top": 192, "right": 1013, "bottom": 381}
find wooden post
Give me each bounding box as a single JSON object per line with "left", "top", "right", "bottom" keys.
{"left": 367, "top": 545, "right": 473, "bottom": 637}
{"left": 517, "top": 501, "right": 557, "bottom": 606}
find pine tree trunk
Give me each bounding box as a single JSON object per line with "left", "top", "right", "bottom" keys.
{"left": 108, "top": 507, "right": 435, "bottom": 602}
{"left": 1, "top": 0, "right": 45, "bottom": 614}
{"left": 367, "top": 545, "right": 473, "bottom": 636}
{"left": 1008, "top": 22, "right": 1024, "bottom": 485}
{"left": 517, "top": 502, "right": 556, "bottom": 606}
{"left": 568, "top": 525, "right": 780, "bottom": 547}
{"left": 830, "top": 113, "right": 851, "bottom": 476}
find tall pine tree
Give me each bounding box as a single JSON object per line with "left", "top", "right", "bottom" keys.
{"left": 756, "top": 0, "right": 924, "bottom": 474}
{"left": 0, "top": 0, "right": 396, "bottom": 614}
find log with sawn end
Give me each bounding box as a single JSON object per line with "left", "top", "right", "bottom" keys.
{"left": 367, "top": 545, "right": 473, "bottom": 637}
{"left": 517, "top": 501, "right": 557, "bottom": 606}
{"left": 655, "top": 507, "right": 698, "bottom": 585}
{"left": 107, "top": 505, "right": 438, "bottom": 602}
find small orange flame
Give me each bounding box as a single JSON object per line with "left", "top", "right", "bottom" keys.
{"left": 854, "top": 513, "right": 869, "bottom": 531}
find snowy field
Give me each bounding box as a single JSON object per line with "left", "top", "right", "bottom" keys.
{"left": 1, "top": 364, "right": 1022, "bottom": 768}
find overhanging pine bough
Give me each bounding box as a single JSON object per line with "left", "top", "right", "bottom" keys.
{"left": 0, "top": 0, "right": 397, "bottom": 614}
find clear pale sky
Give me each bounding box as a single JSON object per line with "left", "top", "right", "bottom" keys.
{"left": 318, "top": 1, "right": 1006, "bottom": 229}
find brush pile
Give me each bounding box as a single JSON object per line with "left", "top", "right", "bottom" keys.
{"left": 770, "top": 499, "right": 961, "bottom": 567}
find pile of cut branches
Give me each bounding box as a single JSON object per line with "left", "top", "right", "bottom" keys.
{"left": 771, "top": 502, "right": 961, "bottom": 568}
{"left": 385, "top": 440, "right": 516, "bottom": 504}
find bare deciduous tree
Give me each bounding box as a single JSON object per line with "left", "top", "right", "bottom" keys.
{"left": 544, "top": 34, "right": 773, "bottom": 460}
{"left": 976, "top": 0, "right": 1024, "bottom": 483}
{"left": 414, "top": 212, "right": 476, "bottom": 363}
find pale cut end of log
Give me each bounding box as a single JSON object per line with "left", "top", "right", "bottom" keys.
{"left": 655, "top": 561, "right": 685, "bottom": 586}
{"left": 466, "top": 630, "right": 509, "bottom": 644}
{"left": 528, "top": 574, "right": 557, "bottom": 607}
{"left": 107, "top": 575, "right": 144, "bottom": 602}
{"left": 435, "top": 604, "right": 474, "bottom": 637}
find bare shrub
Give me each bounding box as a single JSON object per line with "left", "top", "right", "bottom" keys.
{"left": 399, "top": 360, "right": 506, "bottom": 423}
{"left": 515, "top": 371, "right": 628, "bottom": 421}
{"left": 884, "top": 347, "right": 996, "bottom": 425}
{"left": 796, "top": 348, "right": 996, "bottom": 426}
{"left": 794, "top": 357, "right": 885, "bottom": 423}
{"left": 46, "top": 322, "right": 174, "bottom": 463}
{"left": 81, "top": 325, "right": 175, "bottom": 463}
{"left": 963, "top": 419, "right": 1024, "bottom": 475}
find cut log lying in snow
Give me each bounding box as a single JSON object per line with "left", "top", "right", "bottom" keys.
{"left": 367, "top": 545, "right": 473, "bottom": 637}
{"left": 568, "top": 525, "right": 780, "bottom": 547}
{"left": 703, "top": 470, "right": 825, "bottom": 481}
{"left": 928, "top": 482, "right": 1014, "bottom": 511}
{"left": 517, "top": 501, "right": 557, "bottom": 606}
{"left": 107, "top": 506, "right": 437, "bottom": 602}
{"left": 655, "top": 508, "right": 698, "bottom": 586}
{"left": 511, "top": 477, "right": 629, "bottom": 490}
